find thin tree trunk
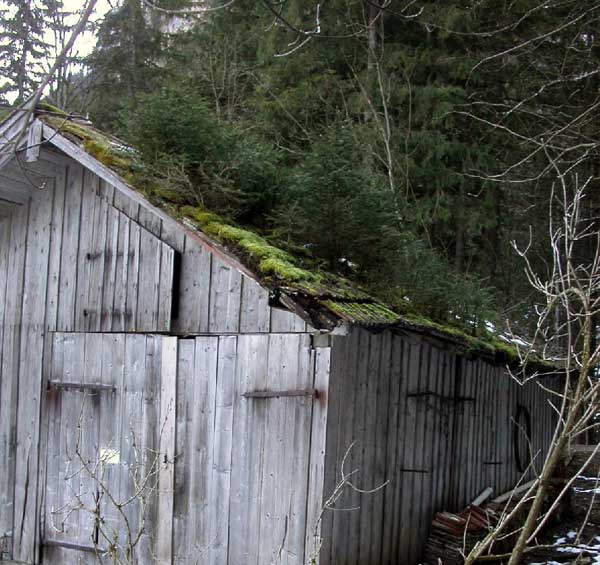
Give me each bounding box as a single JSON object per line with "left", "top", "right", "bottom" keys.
{"left": 454, "top": 185, "right": 466, "bottom": 272}
{"left": 508, "top": 315, "right": 593, "bottom": 565}
{"left": 365, "top": 0, "right": 383, "bottom": 115}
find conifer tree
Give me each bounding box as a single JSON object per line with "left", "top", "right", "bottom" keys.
{"left": 0, "top": 0, "right": 50, "bottom": 102}
{"left": 86, "top": 0, "right": 163, "bottom": 130}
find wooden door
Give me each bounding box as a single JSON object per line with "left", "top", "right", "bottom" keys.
{"left": 171, "top": 334, "right": 327, "bottom": 565}
{"left": 232, "top": 333, "right": 317, "bottom": 565}
{"left": 41, "top": 332, "right": 168, "bottom": 564}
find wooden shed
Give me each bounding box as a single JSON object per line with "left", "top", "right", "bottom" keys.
{"left": 0, "top": 105, "right": 559, "bottom": 565}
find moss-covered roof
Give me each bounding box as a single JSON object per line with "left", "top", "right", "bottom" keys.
{"left": 0, "top": 105, "right": 12, "bottom": 121}
{"left": 33, "top": 106, "right": 551, "bottom": 368}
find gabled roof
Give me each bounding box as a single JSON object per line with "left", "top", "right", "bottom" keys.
{"left": 0, "top": 102, "right": 545, "bottom": 366}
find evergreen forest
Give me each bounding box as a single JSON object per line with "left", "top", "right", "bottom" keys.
{"left": 2, "top": 0, "right": 599, "bottom": 338}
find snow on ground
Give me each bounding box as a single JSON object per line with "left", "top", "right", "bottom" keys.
{"left": 574, "top": 476, "right": 600, "bottom": 495}
{"left": 528, "top": 530, "right": 600, "bottom": 564}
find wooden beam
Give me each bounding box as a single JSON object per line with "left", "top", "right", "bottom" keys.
{"left": 46, "top": 380, "right": 116, "bottom": 393}
{"left": 156, "top": 337, "right": 177, "bottom": 564}
{"left": 0, "top": 106, "right": 32, "bottom": 171}
{"left": 25, "top": 119, "right": 42, "bottom": 162}
{"left": 0, "top": 202, "right": 19, "bottom": 216}
{"left": 0, "top": 174, "right": 34, "bottom": 192}
{"left": 304, "top": 346, "right": 330, "bottom": 562}
{"left": 42, "top": 539, "right": 107, "bottom": 554}
{"left": 3, "top": 158, "right": 55, "bottom": 186}
{"left": 491, "top": 479, "right": 536, "bottom": 504}
{"left": 38, "top": 146, "right": 71, "bottom": 167}
{"left": 0, "top": 185, "right": 28, "bottom": 205}
{"left": 28, "top": 158, "right": 64, "bottom": 178}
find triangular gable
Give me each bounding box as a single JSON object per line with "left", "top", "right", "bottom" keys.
{"left": 0, "top": 108, "right": 317, "bottom": 334}
{"left": 0, "top": 107, "right": 365, "bottom": 331}
{"left": 0, "top": 109, "right": 261, "bottom": 281}
{"left": 42, "top": 118, "right": 260, "bottom": 281}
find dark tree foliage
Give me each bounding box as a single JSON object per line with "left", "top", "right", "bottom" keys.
{"left": 123, "top": 85, "right": 283, "bottom": 219}
{"left": 85, "top": 0, "right": 163, "bottom": 131}
{"left": 273, "top": 125, "right": 401, "bottom": 271}
{"left": 84, "top": 0, "right": 600, "bottom": 331}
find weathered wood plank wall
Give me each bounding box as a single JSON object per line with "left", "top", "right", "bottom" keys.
{"left": 0, "top": 159, "right": 174, "bottom": 562}
{"left": 320, "top": 327, "right": 560, "bottom": 565}
{"left": 0, "top": 143, "right": 560, "bottom": 565}
{"left": 0, "top": 147, "right": 310, "bottom": 562}
{"left": 37, "top": 332, "right": 325, "bottom": 565}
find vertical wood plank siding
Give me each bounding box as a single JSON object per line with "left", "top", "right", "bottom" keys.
{"left": 33, "top": 332, "right": 325, "bottom": 565}
{"left": 321, "top": 327, "right": 561, "bottom": 565}
{"left": 41, "top": 333, "right": 163, "bottom": 564}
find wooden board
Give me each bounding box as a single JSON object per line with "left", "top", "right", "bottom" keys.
{"left": 13, "top": 182, "right": 53, "bottom": 562}
{"left": 156, "top": 337, "right": 177, "bottom": 564}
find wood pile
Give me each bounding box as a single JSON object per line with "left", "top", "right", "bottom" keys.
{"left": 423, "top": 505, "right": 500, "bottom": 565}
{"left": 422, "top": 484, "right": 535, "bottom": 564}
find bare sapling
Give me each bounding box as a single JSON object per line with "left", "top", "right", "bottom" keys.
{"left": 465, "top": 163, "right": 600, "bottom": 563}
{"left": 50, "top": 393, "right": 172, "bottom": 564}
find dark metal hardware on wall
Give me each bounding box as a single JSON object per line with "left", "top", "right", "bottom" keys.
{"left": 243, "top": 389, "right": 319, "bottom": 399}
{"left": 400, "top": 468, "right": 430, "bottom": 474}
{"left": 513, "top": 404, "right": 533, "bottom": 473}
{"left": 482, "top": 461, "right": 504, "bottom": 466}
{"left": 82, "top": 308, "right": 133, "bottom": 319}
{"left": 407, "top": 391, "right": 474, "bottom": 402}
{"left": 47, "top": 380, "right": 116, "bottom": 393}
{"left": 85, "top": 251, "right": 135, "bottom": 261}
{"left": 42, "top": 539, "right": 107, "bottom": 554}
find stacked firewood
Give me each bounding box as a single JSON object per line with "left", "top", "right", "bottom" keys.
{"left": 423, "top": 477, "right": 570, "bottom": 564}
{"left": 422, "top": 482, "right": 536, "bottom": 564}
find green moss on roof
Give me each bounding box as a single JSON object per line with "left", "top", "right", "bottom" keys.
{"left": 181, "top": 205, "right": 319, "bottom": 283}
{"left": 36, "top": 102, "right": 67, "bottom": 116}
{"left": 179, "top": 205, "right": 377, "bottom": 302}
{"left": 40, "top": 115, "right": 134, "bottom": 178}
{"left": 322, "top": 299, "right": 400, "bottom": 325}
{"left": 83, "top": 138, "right": 132, "bottom": 174}
{"left": 396, "top": 312, "right": 548, "bottom": 366}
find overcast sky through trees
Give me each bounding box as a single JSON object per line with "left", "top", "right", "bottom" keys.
{"left": 0, "top": 0, "right": 111, "bottom": 101}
